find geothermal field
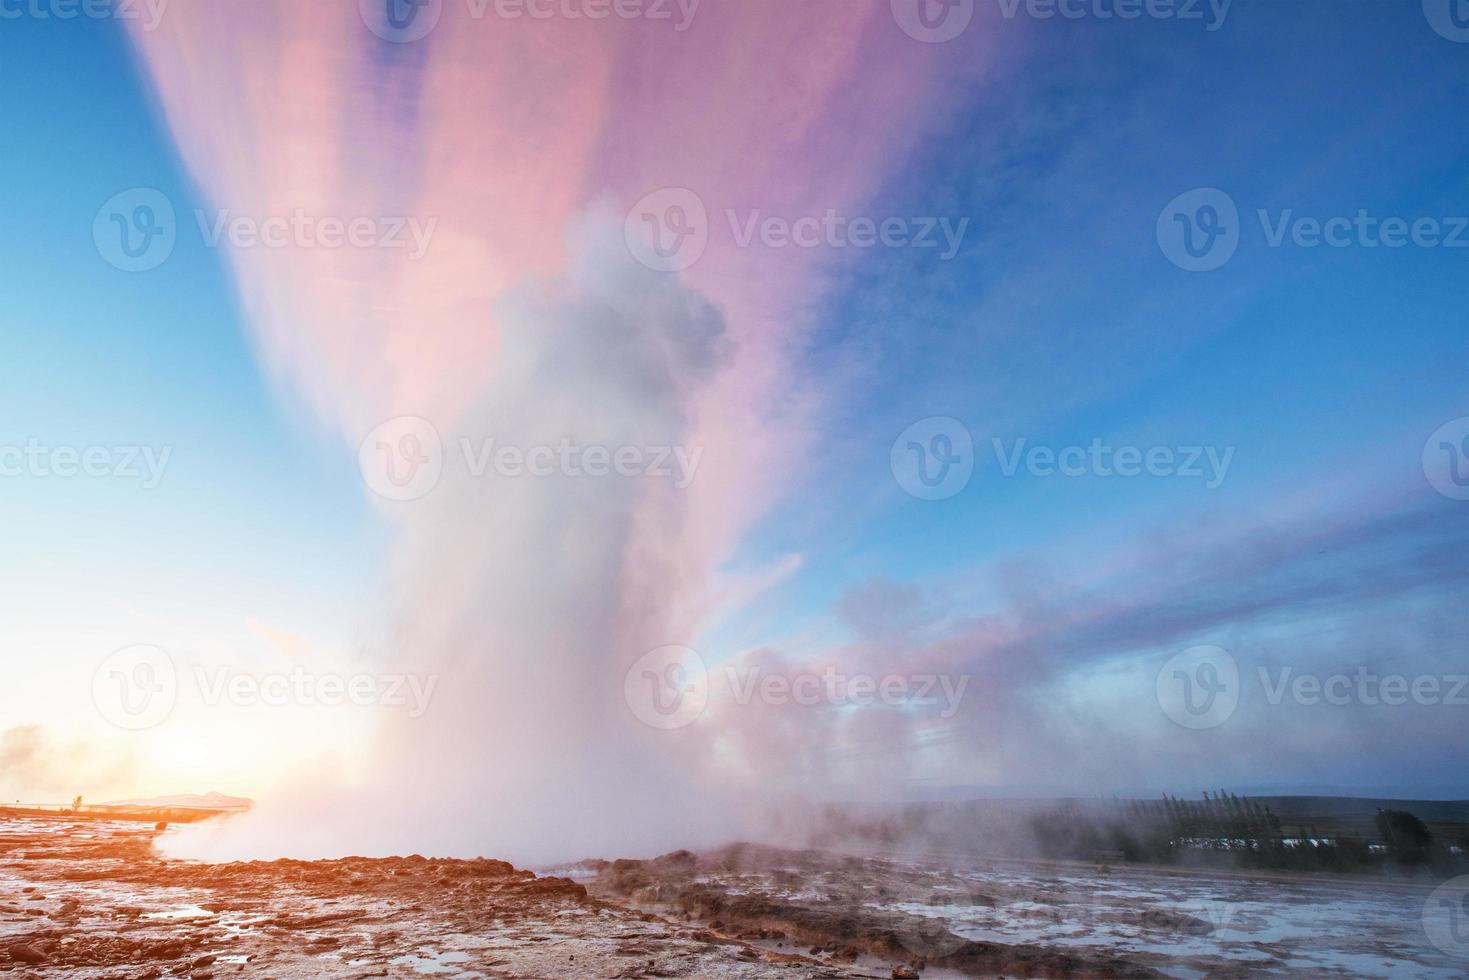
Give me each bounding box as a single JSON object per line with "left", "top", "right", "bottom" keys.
{"left": 6, "top": 3, "right": 1467, "bottom": 980}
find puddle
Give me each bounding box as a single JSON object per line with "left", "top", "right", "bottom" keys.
{"left": 141, "top": 904, "right": 215, "bottom": 920}
{"left": 389, "top": 949, "right": 480, "bottom": 975}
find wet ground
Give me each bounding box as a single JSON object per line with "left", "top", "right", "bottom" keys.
{"left": 2, "top": 815, "right": 1463, "bottom": 977}
{"left": 582, "top": 844, "right": 1465, "bottom": 978}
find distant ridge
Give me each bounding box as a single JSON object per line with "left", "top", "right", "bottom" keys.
{"left": 99, "top": 791, "right": 252, "bottom": 812}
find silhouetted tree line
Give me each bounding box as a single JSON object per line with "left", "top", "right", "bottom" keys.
{"left": 1027, "top": 792, "right": 1468, "bottom": 874}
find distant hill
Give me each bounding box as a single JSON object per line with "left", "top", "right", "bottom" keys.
{"left": 801, "top": 795, "right": 1469, "bottom": 858}
{"left": 1251, "top": 796, "right": 1469, "bottom": 838}
{"left": 98, "top": 791, "right": 252, "bottom": 812}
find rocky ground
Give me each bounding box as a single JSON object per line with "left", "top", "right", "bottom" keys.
{"left": 0, "top": 815, "right": 873, "bottom": 978}
{"left": 581, "top": 845, "right": 1159, "bottom": 978}
{"left": 576, "top": 843, "right": 1463, "bottom": 978}
{"left": 2, "top": 815, "right": 1460, "bottom": 978}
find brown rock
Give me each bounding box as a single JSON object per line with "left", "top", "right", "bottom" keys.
{"left": 148, "top": 940, "right": 188, "bottom": 960}
{"left": 8, "top": 944, "right": 47, "bottom": 964}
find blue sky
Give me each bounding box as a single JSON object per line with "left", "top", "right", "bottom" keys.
{"left": 2, "top": 14, "right": 387, "bottom": 791}
{"left": 3, "top": 14, "right": 382, "bottom": 605}
{"left": 735, "top": 1, "right": 1468, "bottom": 631}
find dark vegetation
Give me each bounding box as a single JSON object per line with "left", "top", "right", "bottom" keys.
{"left": 804, "top": 794, "right": 1469, "bottom": 876}
{"left": 1027, "top": 792, "right": 1469, "bottom": 873}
